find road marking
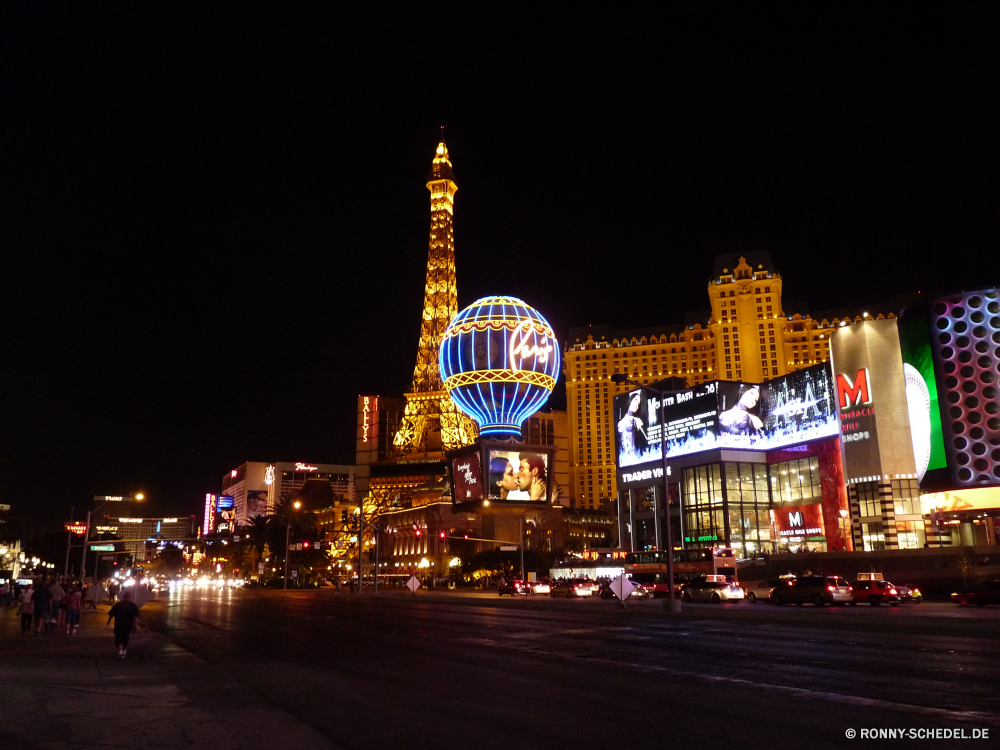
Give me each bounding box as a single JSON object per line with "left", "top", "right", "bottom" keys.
{"left": 573, "top": 654, "right": 1000, "bottom": 726}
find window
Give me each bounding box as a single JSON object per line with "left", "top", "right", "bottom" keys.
{"left": 862, "top": 522, "right": 886, "bottom": 551}
{"left": 856, "top": 482, "right": 880, "bottom": 518}
{"left": 769, "top": 457, "right": 821, "bottom": 503}
{"left": 891, "top": 479, "right": 920, "bottom": 515}
{"left": 895, "top": 521, "right": 923, "bottom": 549}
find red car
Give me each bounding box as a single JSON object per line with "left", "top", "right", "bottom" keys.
{"left": 850, "top": 579, "right": 901, "bottom": 606}
{"left": 951, "top": 580, "right": 1000, "bottom": 606}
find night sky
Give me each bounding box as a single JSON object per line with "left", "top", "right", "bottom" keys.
{"left": 2, "top": 6, "right": 998, "bottom": 534}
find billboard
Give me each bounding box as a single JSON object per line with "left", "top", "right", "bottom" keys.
{"left": 486, "top": 448, "right": 551, "bottom": 502}
{"left": 448, "top": 441, "right": 555, "bottom": 506}
{"left": 898, "top": 302, "right": 948, "bottom": 487}
{"left": 246, "top": 490, "right": 269, "bottom": 517}
{"left": 216, "top": 495, "right": 235, "bottom": 534}
{"left": 769, "top": 503, "right": 826, "bottom": 541}
{"left": 614, "top": 363, "right": 839, "bottom": 473}
{"left": 829, "top": 319, "right": 917, "bottom": 484}
{"left": 451, "top": 452, "right": 483, "bottom": 503}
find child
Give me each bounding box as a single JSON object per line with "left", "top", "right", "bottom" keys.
{"left": 106, "top": 589, "right": 141, "bottom": 659}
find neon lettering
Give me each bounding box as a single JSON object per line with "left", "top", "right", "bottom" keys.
{"left": 837, "top": 368, "right": 872, "bottom": 408}
{"left": 509, "top": 321, "right": 554, "bottom": 372}
{"left": 295, "top": 463, "right": 318, "bottom": 472}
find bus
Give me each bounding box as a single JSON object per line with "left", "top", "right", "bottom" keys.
{"left": 624, "top": 548, "right": 737, "bottom": 596}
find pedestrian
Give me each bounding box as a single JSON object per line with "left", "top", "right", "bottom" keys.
{"left": 65, "top": 584, "right": 82, "bottom": 634}
{"left": 49, "top": 578, "right": 66, "bottom": 630}
{"left": 349, "top": 578, "right": 355, "bottom": 594}
{"left": 107, "top": 589, "right": 141, "bottom": 660}
{"left": 31, "top": 581, "right": 53, "bottom": 635}
{"left": 18, "top": 584, "right": 34, "bottom": 633}
{"left": 1, "top": 580, "right": 10, "bottom": 608}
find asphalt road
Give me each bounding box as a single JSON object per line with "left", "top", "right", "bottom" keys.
{"left": 141, "top": 588, "right": 1000, "bottom": 750}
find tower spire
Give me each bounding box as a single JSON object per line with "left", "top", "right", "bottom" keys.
{"left": 392, "top": 134, "right": 478, "bottom": 457}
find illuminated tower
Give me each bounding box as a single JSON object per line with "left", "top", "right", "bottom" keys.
{"left": 392, "top": 133, "right": 478, "bottom": 457}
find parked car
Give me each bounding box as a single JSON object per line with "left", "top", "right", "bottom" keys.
{"left": 849, "top": 579, "right": 901, "bottom": 606}
{"left": 550, "top": 579, "right": 595, "bottom": 598}
{"left": 896, "top": 583, "right": 923, "bottom": 603}
{"left": 769, "top": 575, "right": 852, "bottom": 606}
{"left": 950, "top": 580, "right": 1000, "bottom": 606}
{"left": 744, "top": 578, "right": 788, "bottom": 603}
{"left": 497, "top": 580, "right": 529, "bottom": 596}
{"left": 681, "top": 579, "right": 745, "bottom": 603}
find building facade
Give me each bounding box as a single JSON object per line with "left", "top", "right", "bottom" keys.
{"left": 566, "top": 252, "right": 888, "bottom": 515}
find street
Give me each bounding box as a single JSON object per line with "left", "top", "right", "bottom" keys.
{"left": 137, "top": 588, "right": 1000, "bottom": 749}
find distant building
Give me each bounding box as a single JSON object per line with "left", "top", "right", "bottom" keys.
{"left": 215, "top": 461, "right": 356, "bottom": 531}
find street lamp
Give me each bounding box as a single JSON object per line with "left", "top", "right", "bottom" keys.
{"left": 839, "top": 509, "right": 850, "bottom": 551}
{"left": 284, "top": 500, "right": 302, "bottom": 590}
{"left": 611, "top": 373, "right": 680, "bottom": 613}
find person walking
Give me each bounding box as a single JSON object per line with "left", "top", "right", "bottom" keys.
{"left": 106, "top": 589, "right": 141, "bottom": 659}
{"left": 17, "top": 584, "right": 34, "bottom": 633}
{"left": 1, "top": 580, "right": 10, "bottom": 608}
{"left": 49, "top": 578, "right": 66, "bottom": 631}
{"left": 65, "top": 584, "right": 82, "bottom": 634}
{"left": 31, "top": 581, "right": 52, "bottom": 635}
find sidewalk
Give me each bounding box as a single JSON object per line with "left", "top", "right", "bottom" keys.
{"left": 0, "top": 603, "right": 344, "bottom": 750}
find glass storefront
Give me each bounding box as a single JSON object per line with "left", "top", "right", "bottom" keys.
{"left": 681, "top": 455, "right": 829, "bottom": 556}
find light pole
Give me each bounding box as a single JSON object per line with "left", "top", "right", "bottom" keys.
{"left": 612, "top": 374, "right": 680, "bottom": 613}
{"left": 283, "top": 500, "right": 301, "bottom": 590}
{"left": 839, "top": 509, "right": 850, "bottom": 551}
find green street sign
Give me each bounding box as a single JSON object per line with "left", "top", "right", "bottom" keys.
{"left": 89, "top": 544, "right": 115, "bottom": 551}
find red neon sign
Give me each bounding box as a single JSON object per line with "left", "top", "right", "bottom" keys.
{"left": 837, "top": 368, "right": 871, "bottom": 409}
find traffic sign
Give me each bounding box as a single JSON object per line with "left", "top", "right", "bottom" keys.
{"left": 609, "top": 575, "right": 635, "bottom": 602}
{"left": 90, "top": 544, "right": 115, "bottom": 552}
{"left": 93, "top": 495, "right": 131, "bottom": 503}
{"left": 500, "top": 545, "right": 518, "bottom": 551}
{"left": 406, "top": 575, "right": 421, "bottom": 594}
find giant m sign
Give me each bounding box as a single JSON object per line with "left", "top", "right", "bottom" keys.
{"left": 837, "top": 368, "right": 872, "bottom": 409}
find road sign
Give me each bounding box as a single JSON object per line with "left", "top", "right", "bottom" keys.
{"left": 257, "top": 562, "right": 265, "bottom": 574}
{"left": 90, "top": 544, "right": 115, "bottom": 552}
{"left": 101, "top": 555, "right": 115, "bottom": 560}
{"left": 500, "top": 545, "right": 518, "bottom": 551}
{"left": 609, "top": 575, "right": 635, "bottom": 602}
{"left": 93, "top": 495, "right": 131, "bottom": 503}
{"left": 406, "top": 575, "right": 421, "bottom": 593}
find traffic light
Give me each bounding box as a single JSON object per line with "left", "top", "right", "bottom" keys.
{"left": 302, "top": 541, "right": 311, "bottom": 549}
{"left": 341, "top": 510, "right": 349, "bottom": 524}
{"left": 439, "top": 531, "right": 446, "bottom": 539}
{"left": 415, "top": 529, "right": 421, "bottom": 537}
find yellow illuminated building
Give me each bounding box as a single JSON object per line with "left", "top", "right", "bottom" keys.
{"left": 564, "top": 251, "right": 894, "bottom": 510}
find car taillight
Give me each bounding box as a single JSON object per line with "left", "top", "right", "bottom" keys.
{"left": 827, "top": 586, "right": 835, "bottom": 592}
{"left": 889, "top": 588, "right": 897, "bottom": 595}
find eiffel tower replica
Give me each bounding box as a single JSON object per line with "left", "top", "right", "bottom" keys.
{"left": 391, "top": 132, "right": 478, "bottom": 459}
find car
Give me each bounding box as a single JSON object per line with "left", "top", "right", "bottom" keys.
{"left": 680, "top": 579, "right": 745, "bottom": 603}
{"left": 744, "top": 578, "right": 789, "bottom": 604}
{"left": 950, "top": 580, "right": 1000, "bottom": 606}
{"left": 896, "top": 583, "right": 923, "bottom": 603}
{"left": 849, "top": 579, "right": 901, "bottom": 606}
{"left": 769, "top": 575, "right": 852, "bottom": 606}
{"left": 549, "top": 579, "right": 595, "bottom": 598}
{"left": 528, "top": 580, "right": 551, "bottom": 595}
{"left": 598, "top": 578, "right": 651, "bottom": 600}
{"left": 497, "top": 580, "right": 529, "bottom": 596}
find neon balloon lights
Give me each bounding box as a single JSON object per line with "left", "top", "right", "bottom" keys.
{"left": 439, "top": 296, "right": 560, "bottom": 440}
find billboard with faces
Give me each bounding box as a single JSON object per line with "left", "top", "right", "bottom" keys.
{"left": 614, "top": 363, "right": 839, "bottom": 471}
{"left": 449, "top": 442, "right": 555, "bottom": 506}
